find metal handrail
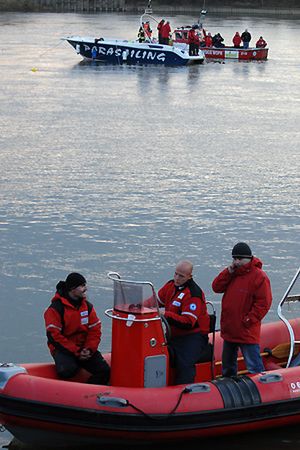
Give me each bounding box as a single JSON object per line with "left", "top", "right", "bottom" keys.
{"left": 277, "top": 266, "right": 300, "bottom": 367}
{"left": 107, "top": 271, "right": 155, "bottom": 288}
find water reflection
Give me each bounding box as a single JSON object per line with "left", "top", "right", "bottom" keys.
{"left": 0, "top": 17, "right": 299, "bottom": 450}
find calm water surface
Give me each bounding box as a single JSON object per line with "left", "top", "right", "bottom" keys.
{"left": 0, "top": 11, "right": 300, "bottom": 449}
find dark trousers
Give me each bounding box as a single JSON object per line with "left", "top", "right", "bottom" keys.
{"left": 169, "top": 332, "right": 208, "bottom": 385}
{"left": 53, "top": 349, "right": 110, "bottom": 385}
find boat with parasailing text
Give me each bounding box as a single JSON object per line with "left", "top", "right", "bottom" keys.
{"left": 63, "top": 35, "right": 205, "bottom": 66}
{"left": 0, "top": 268, "right": 300, "bottom": 447}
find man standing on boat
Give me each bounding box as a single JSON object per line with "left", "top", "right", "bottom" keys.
{"left": 188, "top": 26, "right": 200, "bottom": 56}
{"left": 232, "top": 31, "right": 242, "bottom": 48}
{"left": 157, "top": 19, "right": 165, "bottom": 44}
{"left": 161, "top": 20, "right": 171, "bottom": 45}
{"left": 158, "top": 260, "right": 210, "bottom": 384}
{"left": 44, "top": 272, "right": 110, "bottom": 385}
{"left": 241, "top": 29, "right": 252, "bottom": 49}
{"left": 212, "top": 243, "right": 272, "bottom": 377}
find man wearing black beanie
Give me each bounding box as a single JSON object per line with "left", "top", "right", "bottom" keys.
{"left": 44, "top": 272, "right": 110, "bottom": 385}
{"left": 212, "top": 242, "right": 272, "bottom": 377}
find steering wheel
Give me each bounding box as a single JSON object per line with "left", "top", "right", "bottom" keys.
{"left": 161, "top": 314, "right": 171, "bottom": 344}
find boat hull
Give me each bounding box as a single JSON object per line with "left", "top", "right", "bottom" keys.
{"left": 65, "top": 37, "right": 205, "bottom": 66}
{"left": 202, "top": 46, "right": 268, "bottom": 61}
{"left": 1, "top": 318, "right": 300, "bottom": 446}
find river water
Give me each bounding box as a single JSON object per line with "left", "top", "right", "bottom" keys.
{"left": 0, "top": 10, "right": 300, "bottom": 449}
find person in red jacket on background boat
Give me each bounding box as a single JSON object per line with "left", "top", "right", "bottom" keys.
{"left": 44, "top": 272, "right": 110, "bottom": 385}
{"left": 161, "top": 20, "right": 171, "bottom": 45}
{"left": 204, "top": 31, "right": 213, "bottom": 47}
{"left": 232, "top": 31, "right": 242, "bottom": 48}
{"left": 143, "top": 21, "right": 152, "bottom": 40}
{"left": 158, "top": 260, "right": 210, "bottom": 385}
{"left": 256, "top": 36, "right": 267, "bottom": 48}
{"left": 157, "top": 19, "right": 165, "bottom": 44}
{"left": 212, "top": 243, "right": 272, "bottom": 378}
{"left": 187, "top": 26, "right": 200, "bottom": 56}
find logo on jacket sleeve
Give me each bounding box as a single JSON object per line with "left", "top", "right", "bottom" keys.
{"left": 172, "top": 300, "right": 181, "bottom": 307}
{"left": 190, "top": 303, "right": 197, "bottom": 311}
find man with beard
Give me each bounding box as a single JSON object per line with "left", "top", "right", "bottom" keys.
{"left": 44, "top": 272, "right": 110, "bottom": 385}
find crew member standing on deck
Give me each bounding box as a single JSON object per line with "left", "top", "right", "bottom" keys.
{"left": 232, "top": 31, "right": 242, "bottom": 48}
{"left": 241, "top": 29, "right": 252, "bottom": 48}
{"left": 161, "top": 20, "right": 171, "bottom": 45}
{"left": 157, "top": 19, "right": 165, "bottom": 44}
{"left": 212, "top": 242, "right": 272, "bottom": 378}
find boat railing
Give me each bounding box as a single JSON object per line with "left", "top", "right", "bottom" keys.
{"left": 277, "top": 266, "right": 300, "bottom": 367}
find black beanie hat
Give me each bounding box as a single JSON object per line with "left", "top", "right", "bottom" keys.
{"left": 232, "top": 242, "right": 252, "bottom": 258}
{"left": 65, "top": 272, "right": 86, "bottom": 291}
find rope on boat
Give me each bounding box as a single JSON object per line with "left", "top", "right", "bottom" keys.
{"left": 97, "top": 386, "right": 189, "bottom": 420}
{"left": 124, "top": 388, "right": 187, "bottom": 420}
{"left": 31, "top": 39, "right": 65, "bottom": 72}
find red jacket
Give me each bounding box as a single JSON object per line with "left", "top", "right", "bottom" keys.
{"left": 232, "top": 33, "right": 242, "bottom": 46}
{"left": 256, "top": 38, "right": 267, "bottom": 48}
{"left": 44, "top": 293, "right": 101, "bottom": 356}
{"left": 212, "top": 257, "right": 272, "bottom": 344}
{"left": 204, "top": 35, "right": 213, "bottom": 47}
{"left": 188, "top": 29, "right": 200, "bottom": 45}
{"left": 161, "top": 22, "right": 171, "bottom": 39}
{"left": 158, "top": 279, "right": 210, "bottom": 337}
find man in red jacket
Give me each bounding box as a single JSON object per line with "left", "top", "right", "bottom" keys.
{"left": 161, "top": 20, "right": 171, "bottom": 45}
{"left": 44, "top": 272, "right": 110, "bottom": 384}
{"left": 256, "top": 36, "right": 267, "bottom": 48}
{"left": 158, "top": 260, "right": 210, "bottom": 384}
{"left": 212, "top": 243, "right": 272, "bottom": 377}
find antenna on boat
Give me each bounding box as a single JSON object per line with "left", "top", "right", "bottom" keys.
{"left": 145, "top": 0, "right": 152, "bottom": 14}
{"left": 198, "top": 0, "right": 207, "bottom": 29}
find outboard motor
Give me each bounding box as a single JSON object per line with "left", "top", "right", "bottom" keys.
{"left": 105, "top": 273, "right": 169, "bottom": 388}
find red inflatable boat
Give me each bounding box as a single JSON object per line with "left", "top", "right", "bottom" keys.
{"left": 0, "top": 268, "right": 299, "bottom": 447}
{"left": 173, "top": 27, "right": 269, "bottom": 61}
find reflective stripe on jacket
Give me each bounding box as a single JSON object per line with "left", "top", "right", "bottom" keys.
{"left": 158, "top": 279, "right": 210, "bottom": 337}
{"left": 44, "top": 293, "right": 101, "bottom": 356}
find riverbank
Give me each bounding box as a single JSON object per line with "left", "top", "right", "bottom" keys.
{"left": 0, "top": 0, "right": 300, "bottom": 15}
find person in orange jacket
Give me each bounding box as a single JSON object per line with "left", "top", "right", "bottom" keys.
{"left": 232, "top": 31, "right": 242, "bottom": 48}
{"left": 256, "top": 36, "right": 267, "bottom": 48}
{"left": 158, "top": 260, "right": 210, "bottom": 384}
{"left": 143, "top": 21, "right": 152, "bottom": 40}
{"left": 44, "top": 272, "right": 110, "bottom": 384}
{"left": 212, "top": 242, "right": 272, "bottom": 377}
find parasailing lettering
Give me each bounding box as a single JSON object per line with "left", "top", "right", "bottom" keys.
{"left": 92, "top": 45, "right": 166, "bottom": 62}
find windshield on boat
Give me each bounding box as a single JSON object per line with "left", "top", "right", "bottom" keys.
{"left": 108, "top": 272, "right": 159, "bottom": 314}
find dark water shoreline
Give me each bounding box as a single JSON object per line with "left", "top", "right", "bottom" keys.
{"left": 0, "top": 0, "right": 300, "bottom": 16}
